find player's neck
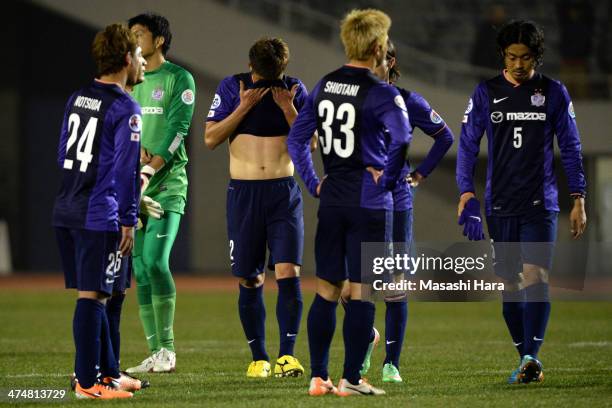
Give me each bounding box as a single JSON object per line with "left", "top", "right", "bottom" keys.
{"left": 96, "top": 73, "right": 127, "bottom": 91}
{"left": 145, "top": 52, "right": 165, "bottom": 72}
{"left": 346, "top": 58, "right": 377, "bottom": 73}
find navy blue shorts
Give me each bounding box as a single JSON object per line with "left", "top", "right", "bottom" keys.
{"left": 227, "top": 177, "right": 304, "bottom": 279}
{"left": 55, "top": 227, "right": 121, "bottom": 296}
{"left": 113, "top": 255, "right": 131, "bottom": 293}
{"left": 315, "top": 206, "right": 391, "bottom": 283}
{"left": 486, "top": 209, "right": 558, "bottom": 282}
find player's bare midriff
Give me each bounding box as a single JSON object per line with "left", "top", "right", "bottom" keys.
{"left": 229, "top": 133, "right": 294, "bottom": 180}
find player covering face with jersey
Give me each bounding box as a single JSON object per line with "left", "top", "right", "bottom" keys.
{"left": 205, "top": 37, "right": 311, "bottom": 379}
{"left": 456, "top": 20, "right": 587, "bottom": 385}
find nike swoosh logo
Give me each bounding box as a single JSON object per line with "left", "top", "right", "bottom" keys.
{"left": 79, "top": 389, "right": 102, "bottom": 397}
{"left": 343, "top": 384, "right": 373, "bottom": 395}
{"left": 146, "top": 334, "right": 155, "bottom": 340}
{"left": 164, "top": 326, "right": 172, "bottom": 331}
{"left": 386, "top": 340, "right": 396, "bottom": 345}
{"left": 286, "top": 333, "right": 297, "bottom": 337}
{"left": 469, "top": 215, "right": 481, "bottom": 222}
{"left": 247, "top": 339, "right": 255, "bottom": 344}
{"left": 493, "top": 97, "right": 509, "bottom": 104}
{"left": 156, "top": 233, "right": 168, "bottom": 238}
{"left": 533, "top": 336, "right": 543, "bottom": 341}
{"left": 513, "top": 342, "right": 523, "bottom": 347}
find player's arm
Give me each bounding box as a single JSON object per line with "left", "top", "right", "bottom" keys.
{"left": 112, "top": 102, "right": 142, "bottom": 255}
{"left": 205, "top": 78, "right": 269, "bottom": 150}
{"left": 272, "top": 84, "right": 299, "bottom": 126}
{"left": 552, "top": 83, "right": 587, "bottom": 239}
{"left": 287, "top": 83, "right": 321, "bottom": 197}
{"left": 376, "top": 87, "right": 412, "bottom": 190}
{"left": 456, "top": 84, "right": 488, "bottom": 215}
{"left": 409, "top": 94, "right": 454, "bottom": 183}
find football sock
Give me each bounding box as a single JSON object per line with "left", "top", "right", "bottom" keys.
{"left": 343, "top": 300, "right": 375, "bottom": 385}
{"left": 152, "top": 293, "right": 176, "bottom": 352}
{"left": 523, "top": 282, "right": 550, "bottom": 358}
{"left": 307, "top": 294, "right": 337, "bottom": 379}
{"left": 105, "top": 293, "right": 125, "bottom": 367}
{"left": 73, "top": 298, "right": 104, "bottom": 389}
{"left": 135, "top": 274, "right": 158, "bottom": 354}
{"left": 276, "top": 277, "right": 303, "bottom": 357}
{"left": 238, "top": 284, "right": 269, "bottom": 361}
{"left": 146, "top": 212, "right": 180, "bottom": 353}
{"left": 384, "top": 299, "right": 408, "bottom": 368}
{"left": 502, "top": 289, "right": 526, "bottom": 357}
{"left": 100, "top": 308, "right": 120, "bottom": 379}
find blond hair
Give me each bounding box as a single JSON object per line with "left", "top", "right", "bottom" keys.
{"left": 340, "top": 9, "right": 391, "bottom": 60}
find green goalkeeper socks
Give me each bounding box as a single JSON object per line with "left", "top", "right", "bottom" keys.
{"left": 152, "top": 293, "right": 176, "bottom": 352}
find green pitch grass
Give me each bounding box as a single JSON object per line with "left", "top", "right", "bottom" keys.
{"left": 1, "top": 285, "right": 611, "bottom": 407}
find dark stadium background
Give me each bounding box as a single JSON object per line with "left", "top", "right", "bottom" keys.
{"left": 1, "top": 0, "right": 610, "bottom": 275}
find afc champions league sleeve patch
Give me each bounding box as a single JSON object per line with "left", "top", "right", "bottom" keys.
{"left": 568, "top": 101, "right": 576, "bottom": 118}
{"left": 181, "top": 89, "right": 195, "bottom": 105}
{"left": 394, "top": 95, "right": 409, "bottom": 118}
{"left": 128, "top": 114, "right": 142, "bottom": 132}
{"left": 211, "top": 93, "right": 221, "bottom": 109}
{"left": 464, "top": 98, "right": 473, "bottom": 114}
{"left": 430, "top": 110, "right": 443, "bottom": 124}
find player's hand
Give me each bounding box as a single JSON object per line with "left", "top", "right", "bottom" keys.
{"left": 140, "top": 148, "right": 153, "bottom": 165}
{"left": 316, "top": 175, "right": 327, "bottom": 197}
{"left": 140, "top": 165, "right": 156, "bottom": 196}
{"left": 458, "top": 197, "right": 485, "bottom": 241}
{"left": 119, "top": 225, "right": 134, "bottom": 256}
{"left": 238, "top": 80, "right": 269, "bottom": 112}
{"left": 271, "top": 84, "right": 298, "bottom": 113}
{"left": 366, "top": 166, "right": 384, "bottom": 184}
{"left": 140, "top": 195, "right": 164, "bottom": 220}
{"left": 569, "top": 196, "right": 587, "bottom": 239}
{"left": 406, "top": 171, "right": 424, "bottom": 187}
{"left": 457, "top": 192, "right": 476, "bottom": 217}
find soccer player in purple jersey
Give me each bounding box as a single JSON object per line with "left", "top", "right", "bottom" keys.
{"left": 456, "top": 20, "right": 587, "bottom": 384}
{"left": 288, "top": 9, "right": 411, "bottom": 396}
{"left": 205, "top": 38, "right": 310, "bottom": 378}
{"left": 53, "top": 23, "right": 145, "bottom": 399}
{"left": 343, "top": 39, "right": 454, "bottom": 383}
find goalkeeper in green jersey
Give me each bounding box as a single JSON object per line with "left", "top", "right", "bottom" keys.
{"left": 125, "top": 13, "right": 195, "bottom": 374}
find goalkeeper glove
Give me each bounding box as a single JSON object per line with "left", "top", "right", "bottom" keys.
{"left": 140, "top": 164, "right": 156, "bottom": 195}
{"left": 140, "top": 195, "right": 164, "bottom": 220}
{"left": 458, "top": 197, "right": 485, "bottom": 241}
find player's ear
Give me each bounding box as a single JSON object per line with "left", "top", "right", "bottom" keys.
{"left": 125, "top": 51, "right": 133, "bottom": 68}
{"left": 154, "top": 36, "right": 165, "bottom": 51}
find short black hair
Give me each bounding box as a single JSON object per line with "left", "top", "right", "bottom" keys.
{"left": 496, "top": 20, "right": 545, "bottom": 66}
{"left": 128, "top": 12, "right": 172, "bottom": 56}
{"left": 386, "top": 39, "right": 401, "bottom": 83}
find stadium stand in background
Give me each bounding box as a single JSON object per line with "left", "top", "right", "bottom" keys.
{"left": 216, "top": 0, "right": 612, "bottom": 98}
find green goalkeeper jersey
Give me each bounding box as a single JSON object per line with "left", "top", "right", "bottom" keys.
{"left": 132, "top": 61, "right": 196, "bottom": 214}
